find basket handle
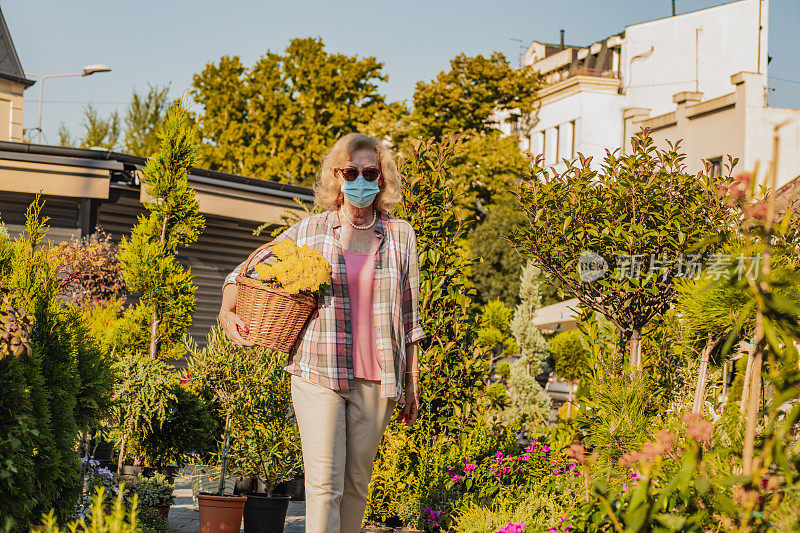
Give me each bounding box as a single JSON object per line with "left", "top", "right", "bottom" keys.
{"left": 241, "top": 240, "right": 277, "bottom": 274}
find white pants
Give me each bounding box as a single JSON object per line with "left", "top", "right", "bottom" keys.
{"left": 290, "top": 374, "right": 396, "bottom": 533}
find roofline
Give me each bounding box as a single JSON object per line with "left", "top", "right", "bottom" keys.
{"left": 0, "top": 72, "right": 35, "bottom": 88}
{"left": 0, "top": 141, "right": 316, "bottom": 202}
{"left": 626, "top": 0, "right": 752, "bottom": 30}
{"left": 0, "top": 7, "right": 33, "bottom": 87}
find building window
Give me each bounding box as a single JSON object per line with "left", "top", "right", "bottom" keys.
{"left": 558, "top": 121, "right": 574, "bottom": 161}
{"left": 545, "top": 128, "right": 558, "bottom": 166}
{"left": 707, "top": 156, "right": 723, "bottom": 177}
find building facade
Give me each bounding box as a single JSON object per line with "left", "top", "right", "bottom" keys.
{"left": 511, "top": 0, "right": 800, "bottom": 188}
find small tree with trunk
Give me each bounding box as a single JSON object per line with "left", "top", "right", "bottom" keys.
{"left": 118, "top": 99, "right": 205, "bottom": 359}
{"left": 509, "top": 128, "right": 737, "bottom": 373}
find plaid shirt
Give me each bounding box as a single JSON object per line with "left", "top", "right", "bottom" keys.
{"left": 223, "top": 210, "right": 425, "bottom": 403}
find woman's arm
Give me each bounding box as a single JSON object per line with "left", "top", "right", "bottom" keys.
{"left": 219, "top": 283, "right": 255, "bottom": 348}
{"left": 399, "top": 340, "right": 420, "bottom": 428}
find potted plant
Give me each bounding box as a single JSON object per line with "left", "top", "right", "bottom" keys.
{"left": 187, "top": 326, "right": 263, "bottom": 533}
{"left": 229, "top": 342, "right": 303, "bottom": 533}
{"left": 129, "top": 472, "right": 175, "bottom": 521}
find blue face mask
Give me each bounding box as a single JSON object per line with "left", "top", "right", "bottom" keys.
{"left": 341, "top": 173, "right": 380, "bottom": 208}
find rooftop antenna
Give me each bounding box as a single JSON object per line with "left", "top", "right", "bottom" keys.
{"left": 510, "top": 38, "right": 523, "bottom": 67}
{"left": 672, "top": 0, "right": 676, "bottom": 16}
{"left": 560, "top": 29, "right": 565, "bottom": 49}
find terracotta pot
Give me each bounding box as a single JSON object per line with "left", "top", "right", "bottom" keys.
{"left": 150, "top": 504, "right": 170, "bottom": 521}
{"left": 197, "top": 493, "right": 247, "bottom": 533}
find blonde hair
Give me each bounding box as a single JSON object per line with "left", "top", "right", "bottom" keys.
{"left": 314, "top": 133, "right": 403, "bottom": 213}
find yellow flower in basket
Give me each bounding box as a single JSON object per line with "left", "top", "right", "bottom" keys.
{"left": 253, "top": 239, "right": 332, "bottom": 296}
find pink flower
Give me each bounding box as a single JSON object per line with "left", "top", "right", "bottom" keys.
{"left": 542, "top": 445, "right": 550, "bottom": 453}
{"left": 519, "top": 455, "right": 530, "bottom": 462}
{"left": 464, "top": 462, "right": 477, "bottom": 474}
{"left": 450, "top": 473, "right": 461, "bottom": 484}
{"left": 682, "top": 413, "right": 715, "bottom": 442}
{"left": 552, "top": 468, "right": 561, "bottom": 476}
{"left": 525, "top": 442, "right": 539, "bottom": 452}
{"left": 495, "top": 451, "right": 504, "bottom": 460}
{"left": 495, "top": 521, "right": 525, "bottom": 533}
{"left": 567, "top": 444, "right": 586, "bottom": 464}
{"left": 568, "top": 462, "right": 577, "bottom": 471}
{"left": 622, "top": 483, "right": 629, "bottom": 492}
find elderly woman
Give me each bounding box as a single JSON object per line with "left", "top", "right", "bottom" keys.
{"left": 218, "top": 133, "right": 425, "bottom": 533}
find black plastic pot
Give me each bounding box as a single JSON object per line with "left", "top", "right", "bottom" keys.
{"left": 242, "top": 493, "right": 291, "bottom": 533}
{"left": 273, "top": 476, "right": 304, "bottom": 501}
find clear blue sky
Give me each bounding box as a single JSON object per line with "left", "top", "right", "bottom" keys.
{"left": 5, "top": 0, "right": 799, "bottom": 146}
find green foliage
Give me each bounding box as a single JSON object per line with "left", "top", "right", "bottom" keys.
{"left": 550, "top": 330, "right": 590, "bottom": 382}
{"left": 111, "top": 354, "right": 177, "bottom": 466}
{"left": 226, "top": 339, "right": 302, "bottom": 495}
{"left": 79, "top": 103, "right": 121, "bottom": 150}
{"left": 128, "top": 473, "right": 174, "bottom": 507}
{"left": 575, "top": 374, "right": 661, "bottom": 468}
{"left": 133, "top": 384, "right": 217, "bottom": 468}
{"left": 192, "top": 37, "right": 398, "bottom": 185}
{"left": 454, "top": 491, "right": 571, "bottom": 533}
{"left": 504, "top": 261, "right": 552, "bottom": 432}
{"left": 118, "top": 99, "right": 205, "bottom": 359}
{"left": 123, "top": 84, "right": 171, "bottom": 157}
{"left": 0, "top": 198, "right": 114, "bottom": 529}
{"left": 187, "top": 325, "right": 301, "bottom": 495}
{"left": 410, "top": 52, "right": 540, "bottom": 139}
{"left": 510, "top": 130, "right": 737, "bottom": 364}
{"left": 477, "top": 300, "right": 518, "bottom": 358}
{"left": 393, "top": 136, "right": 490, "bottom": 433}
{"left": 39, "top": 487, "right": 140, "bottom": 533}
{"left": 467, "top": 200, "right": 528, "bottom": 307}
{"left": 136, "top": 506, "right": 169, "bottom": 533}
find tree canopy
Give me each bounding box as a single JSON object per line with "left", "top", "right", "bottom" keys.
{"left": 191, "top": 37, "right": 401, "bottom": 185}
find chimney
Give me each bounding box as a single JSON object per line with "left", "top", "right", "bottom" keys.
{"left": 672, "top": 0, "right": 676, "bottom": 16}
{"left": 560, "top": 29, "right": 565, "bottom": 48}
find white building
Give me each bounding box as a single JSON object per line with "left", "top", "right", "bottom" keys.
{"left": 508, "top": 0, "right": 800, "bottom": 188}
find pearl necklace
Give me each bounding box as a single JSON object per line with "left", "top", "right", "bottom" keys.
{"left": 339, "top": 207, "right": 377, "bottom": 230}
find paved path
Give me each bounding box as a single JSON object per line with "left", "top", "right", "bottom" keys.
{"left": 168, "top": 476, "right": 306, "bottom": 533}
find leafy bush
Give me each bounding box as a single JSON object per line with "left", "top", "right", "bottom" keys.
{"left": 129, "top": 473, "right": 174, "bottom": 507}
{"left": 549, "top": 330, "right": 590, "bottom": 382}
{"left": 137, "top": 506, "right": 169, "bottom": 533}
{"left": 454, "top": 491, "right": 571, "bottom": 533}
{"left": 133, "top": 383, "right": 218, "bottom": 468}
{"left": 51, "top": 230, "right": 125, "bottom": 308}
{"left": 39, "top": 487, "right": 139, "bottom": 533}
{"left": 0, "top": 198, "right": 114, "bottom": 529}
{"left": 111, "top": 353, "right": 177, "bottom": 471}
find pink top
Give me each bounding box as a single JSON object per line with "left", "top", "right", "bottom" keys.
{"left": 342, "top": 249, "right": 383, "bottom": 381}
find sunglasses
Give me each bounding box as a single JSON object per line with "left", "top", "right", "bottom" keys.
{"left": 336, "top": 166, "right": 381, "bottom": 182}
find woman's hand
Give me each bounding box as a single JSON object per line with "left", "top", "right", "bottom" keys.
{"left": 399, "top": 372, "right": 419, "bottom": 428}
{"left": 219, "top": 283, "right": 254, "bottom": 349}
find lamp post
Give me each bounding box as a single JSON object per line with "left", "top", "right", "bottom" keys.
{"left": 26, "top": 64, "right": 112, "bottom": 144}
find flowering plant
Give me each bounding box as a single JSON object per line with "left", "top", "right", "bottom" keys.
{"left": 253, "top": 239, "right": 331, "bottom": 296}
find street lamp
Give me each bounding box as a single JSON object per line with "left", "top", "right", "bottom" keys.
{"left": 26, "top": 64, "right": 112, "bottom": 144}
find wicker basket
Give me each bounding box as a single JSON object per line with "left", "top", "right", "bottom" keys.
{"left": 235, "top": 242, "right": 318, "bottom": 353}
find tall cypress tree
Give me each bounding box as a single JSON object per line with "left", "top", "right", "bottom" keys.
{"left": 118, "top": 99, "right": 205, "bottom": 360}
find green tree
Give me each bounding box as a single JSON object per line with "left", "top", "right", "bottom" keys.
{"left": 469, "top": 197, "right": 556, "bottom": 307}
{"left": 118, "top": 99, "right": 205, "bottom": 359}
{"left": 57, "top": 122, "right": 75, "bottom": 147}
{"left": 509, "top": 130, "right": 738, "bottom": 372}
{"left": 550, "top": 330, "right": 590, "bottom": 382}
{"left": 123, "top": 84, "right": 171, "bottom": 157}
{"left": 410, "top": 52, "right": 540, "bottom": 139}
{"left": 191, "top": 37, "right": 394, "bottom": 185}
{"left": 507, "top": 261, "right": 551, "bottom": 429}
{"left": 476, "top": 299, "right": 518, "bottom": 383}
{"left": 79, "top": 103, "right": 121, "bottom": 150}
